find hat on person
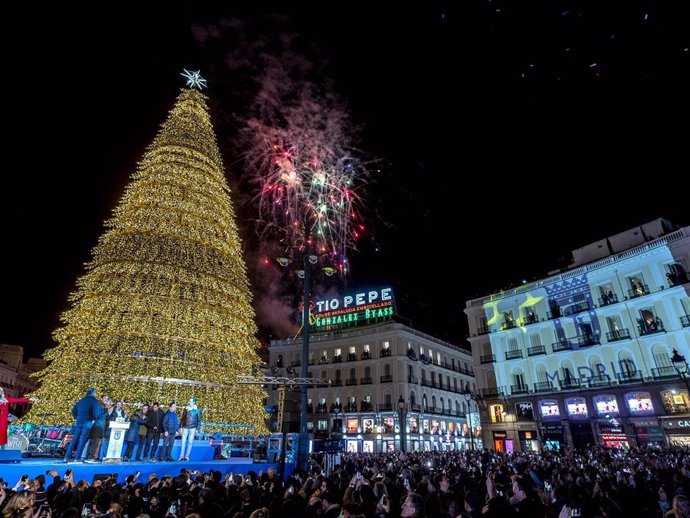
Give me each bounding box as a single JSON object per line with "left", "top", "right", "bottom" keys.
{"left": 86, "top": 387, "right": 97, "bottom": 396}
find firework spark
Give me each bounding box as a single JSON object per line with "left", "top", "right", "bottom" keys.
{"left": 244, "top": 76, "right": 369, "bottom": 274}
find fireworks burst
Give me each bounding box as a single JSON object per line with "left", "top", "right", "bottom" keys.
{"left": 244, "top": 78, "right": 370, "bottom": 274}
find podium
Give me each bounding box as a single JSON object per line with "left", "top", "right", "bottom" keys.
{"left": 103, "top": 421, "right": 130, "bottom": 463}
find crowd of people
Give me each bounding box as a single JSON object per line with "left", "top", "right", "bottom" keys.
{"left": 2, "top": 446, "right": 690, "bottom": 518}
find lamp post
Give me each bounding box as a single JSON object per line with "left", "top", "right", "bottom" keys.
{"left": 398, "top": 396, "right": 407, "bottom": 452}
{"left": 463, "top": 387, "right": 477, "bottom": 451}
{"left": 672, "top": 349, "right": 690, "bottom": 395}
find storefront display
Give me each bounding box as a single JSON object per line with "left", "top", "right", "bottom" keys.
{"left": 347, "top": 440, "right": 358, "bottom": 452}
{"left": 423, "top": 419, "right": 430, "bottom": 434}
{"left": 363, "top": 418, "right": 375, "bottom": 433}
{"left": 409, "top": 417, "right": 419, "bottom": 433}
{"left": 632, "top": 419, "right": 664, "bottom": 445}
{"left": 593, "top": 394, "right": 620, "bottom": 417}
{"left": 346, "top": 418, "right": 360, "bottom": 433}
{"left": 493, "top": 431, "right": 507, "bottom": 452}
{"left": 565, "top": 397, "right": 588, "bottom": 419}
{"left": 599, "top": 424, "right": 629, "bottom": 449}
{"left": 516, "top": 402, "right": 534, "bottom": 421}
{"left": 542, "top": 424, "right": 565, "bottom": 450}
{"left": 519, "top": 430, "right": 539, "bottom": 451}
{"left": 661, "top": 390, "right": 690, "bottom": 414}
{"left": 363, "top": 440, "right": 374, "bottom": 452}
{"left": 625, "top": 392, "right": 655, "bottom": 416}
{"left": 383, "top": 417, "right": 394, "bottom": 434}
{"left": 539, "top": 399, "right": 560, "bottom": 420}
{"left": 431, "top": 419, "right": 440, "bottom": 434}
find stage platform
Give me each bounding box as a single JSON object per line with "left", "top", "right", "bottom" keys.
{"left": 0, "top": 457, "right": 291, "bottom": 484}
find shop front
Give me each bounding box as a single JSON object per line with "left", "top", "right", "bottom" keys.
{"left": 569, "top": 421, "right": 595, "bottom": 449}
{"left": 541, "top": 424, "right": 565, "bottom": 450}
{"left": 492, "top": 430, "right": 508, "bottom": 452}
{"left": 518, "top": 430, "right": 539, "bottom": 451}
{"left": 598, "top": 423, "right": 630, "bottom": 449}
{"left": 631, "top": 418, "right": 665, "bottom": 446}
{"left": 661, "top": 417, "right": 690, "bottom": 446}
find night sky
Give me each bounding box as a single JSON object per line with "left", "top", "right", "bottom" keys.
{"left": 3, "top": 1, "right": 689, "bottom": 358}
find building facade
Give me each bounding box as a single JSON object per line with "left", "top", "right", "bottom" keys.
{"left": 465, "top": 219, "right": 690, "bottom": 451}
{"left": 268, "top": 321, "right": 480, "bottom": 452}
{"left": 0, "top": 344, "right": 45, "bottom": 417}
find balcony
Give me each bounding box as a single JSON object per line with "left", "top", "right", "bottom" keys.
{"left": 552, "top": 340, "right": 572, "bottom": 352}
{"left": 410, "top": 403, "right": 421, "bottom": 412}
{"left": 639, "top": 319, "right": 666, "bottom": 336}
{"left": 347, "top": 353, "right": 357, "bottom": 362}
{"left": 501, "top": 319, "right": 517, "bottom": 331}
{"left": 360, "top": 377, "right": 373, "bottom": 385}
{"left": 380, "top": 348, "right": 392, "bottom": 357}
{"left": 316, "top": 405, "right": 328, "bottom": 414}
{"left": 527, "top": 345, "right": 546, "bottom": 356}
{"left": 534, "top": 381, "right": 554, "bottom": 393}
{"left": 589, "top": 375, "right": 611, "bottom": 387}
{"left": 560, "top": 379, "right": 581, "bottom": 390}
{"left": 360, "top": 402, "right": 373, "bottom": 412}
{"left": 522, "top": 312, "right": 539, "bottom": 326}
{"left": 481, "top": 387, "right": 505, "bottom": 398}
{"left": 681, "top": 316, "right": 690, "bottom": 328}
{"left": 319, "top": 357, "right": 329, "bottom": 364}
{"left": 291, "top": 360, "right": 301, "bottom": 367}
{"left": 345, "top": 378, "right": 358, "bottom": 386}
{"left": 564, "top": 302, "right": 591, "bottom": 316}
{"left": 667, "top": 271, "right": 690, "bottom": 287}
{"left": 652, "top": 366, "right": 678, "bottom": 380}
{"left": 477, "top": 325, "right": 490, "bottom": 335}
{"left": 628, "top": 284, "right": 650, "bottom": 299}
{"left": 505, "top": 350, "right": 523, "bottom": 361}
{"left": 480, "top": 354, "right": 496, "bottom": 364}
{"left": 332, "top": 355, "right": 342, "bottom": 363}
{"left": 380, "top": 375, "right": 393, "bottom": 383}
{"left": 572, "top": 335, "right": 599, "bottom": 347}
{"left": 361, "top": 351, "right": 372, "bottom": 360}
{"left": 598, "top": 293, "right": 619, "bottom": 307}
{"left": 421, "top": 379, "right": 434, "bottom": 388}
{"left": 510, "top": 384, "right": 529, "bottom": 395}
{"left": 606, "top": 328, "right": 631, "bottom": 343}
{"left": 408, "top": 375, "right": 419, "bottom": 384}
{"left": 617, "top": 370, "right": 643, "bottom": 384}
{"left": 330, "top": 404, "right": 342, "bottom": 413}
{"left": 547, "top": 308, "right": 562, "bottom": 320}
{"left": 378, "top": 403, "right": 394, "bottom": 412}
{"left": 344, "top": 404, "right": 358, "bottom": 412}
{"left": 331, "top": 379, "right": 342, "bottom": 387}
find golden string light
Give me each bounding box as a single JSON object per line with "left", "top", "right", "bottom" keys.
{"left": 24, "top": 89, "right": 267, "bottom": 433}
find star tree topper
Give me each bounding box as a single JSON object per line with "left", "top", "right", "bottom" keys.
{"left": 181, "top": 69, "right": 207, "bottom": 90}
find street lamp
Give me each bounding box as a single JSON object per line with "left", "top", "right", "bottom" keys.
{"left": 276, "top": 248, "right": 321, "bottom": 470}
{"left": 463, "top": 387, "right": 477, "bottom": 451}
{"left": 398, "top": 396, "right": 407, "bottom": 452}
{"left": 672, "top": 349, "right": 690, "bottom": 395}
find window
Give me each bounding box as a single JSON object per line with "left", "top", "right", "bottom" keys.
{"left": 385, "top": 394, "right": 392, "bottom": 405}
{"left": 349, "top": 346, "right": 355, "bottom": 354}
{"left": 335, "top": 348, "right": 341, "bottom": 357}
{"left": 422, "top": 394, "right": 428, "bottom": 410}
{"left": 490, "top": 404, "right": 504, "bottom": 423}
{"left": 384, "top": 364, "right": 391, "bottom": 376}
{"left": 317, "top": 420, "right": 328, "bottom": 430}
{"left": 364, "top": 366, "right": 371, "bottom": 378}
{"left": 508, "top": 338, "right": 519, "bottom": 351}
{"left": 364, "top": 344, "right": 370, "bottom": 352}
{"left": 529, "top": 334, "right": 542, "bottom": 347}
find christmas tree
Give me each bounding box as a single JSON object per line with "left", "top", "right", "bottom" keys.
{"left": 25, "top": 81, "right": 267, "bottom": 433}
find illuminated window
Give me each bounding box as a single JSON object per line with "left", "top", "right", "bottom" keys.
{"left": 662, "top": 390, "right": 689, "bottom": 414}
{"left": 349, "top": 346, "right": 356, "bottom": 354}
{"left": 490, "top": 404, "right": 504, "bottom": 423}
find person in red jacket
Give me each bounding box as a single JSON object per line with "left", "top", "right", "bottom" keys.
{"left": 0, "top": 387, "right": 37, "bottom": 447}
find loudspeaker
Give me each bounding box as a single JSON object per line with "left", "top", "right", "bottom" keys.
{"left": 0, "top": 449, "right": 23, "bottom": 463}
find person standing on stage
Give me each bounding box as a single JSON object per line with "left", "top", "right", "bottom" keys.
{"left": 0, "top": 387, "right": 38, "bottom": 449}
{"left": 64, "top": 387, "right": 103, "bottom": 462}
{"left": 178, "top": 397, "right": 201, "bottom": 461}
{"left": 144, "top": 401, "right": 164, "bottom": 462}
{"left": 85, "top": 394, "right": 111, "bottom": 462}
{"left": 160, "top": 401, "right": 179, "bottom": 461}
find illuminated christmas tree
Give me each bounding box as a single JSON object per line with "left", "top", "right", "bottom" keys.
{"left": 26, "top": 76, "right": 267, "bottom": 432}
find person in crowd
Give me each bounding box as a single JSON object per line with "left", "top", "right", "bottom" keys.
{"left": 85, "top": 395, "right": 110, "bottom": 462}
{"left": 63, "top": 388, "right": 102, "bottom": 463}
{"left": 160, "top": 402, "right": 179, "bottom": 462}
{"left": 143, "top": 402, "right": 164, "bottom": 462}
{"left": 122, "top": 404, "right": 148, "bottom": 462}
{"left": 178, "top": 398, "right": 201, "bottom": 462}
